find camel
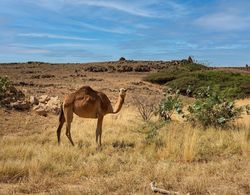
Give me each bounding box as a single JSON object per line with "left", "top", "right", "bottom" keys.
{"left": 56, "top": 86, "right": 126, "bottom": 146}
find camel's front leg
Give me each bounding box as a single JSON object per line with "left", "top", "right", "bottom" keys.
{"left": 96, "top": 116, "right": 103, "bottom": 146}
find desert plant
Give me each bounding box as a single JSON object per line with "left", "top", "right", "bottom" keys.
{"left": 134, "top": 96, "right": 156, "bottom": 121}
{"left": 0, "top": 76, "right": 12, "bottom": 94}
{"left": 144, "top": 121, "right": 166, "bottom": 144}
{"left": 133, "top": 121, "right": 166, "bottom": 144}
{"left": 187, "top": 87, "right": 242, "bottom": 128}
{"left": 157, "top": 90, "right": 183, "bottom": 121}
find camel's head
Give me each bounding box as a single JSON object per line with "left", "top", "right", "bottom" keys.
{"left": 119, "top": 88, "right": 127, "bottom": 98}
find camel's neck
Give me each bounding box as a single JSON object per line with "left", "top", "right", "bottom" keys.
{"left": 112, "top": 95, "right": 125, "bottom": 114}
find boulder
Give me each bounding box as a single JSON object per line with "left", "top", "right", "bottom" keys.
{"left": 33, "top": 107, "right": 47, "bottom": 117}
{"left": 84, "top": 66, "right": 108, "bottom": 72}
{"left": 38, "top": 95, "right": 50, "bottom": 103}
{"left": 134, "top": 65, "right": 150, "bottom": 72}
{"left": 33, "top": 103, "right": 47, "bottom": 116}
{"left": 119, "top": 57, "right": 126, "bottom": 61}
{"left": 10, "top": 100, "right": 30, "bottom": 110}
{"left": 188, "top": 56, "right": 193, "bottom": 63}
{"left": 117, "top": 65, "right": 133, "bottom": 72}
{"left": 45, "top": 96, "right": 61, "bottom": 114}
{"left": 33, "top": 96, "right": 61, "bottom": 116}
{"left": 30, "top": 96, "right": 39, "bottom": 105}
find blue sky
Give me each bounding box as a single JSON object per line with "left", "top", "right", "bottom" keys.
{"left": 0, "top": 0, "right": 250, "bottom": 66}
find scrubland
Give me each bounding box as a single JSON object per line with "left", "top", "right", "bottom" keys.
{"left": 0, "top": 61, "right": 249, "bottom": 194}
{"left": 0, "top": 106, "right": 249, "bottom": 194}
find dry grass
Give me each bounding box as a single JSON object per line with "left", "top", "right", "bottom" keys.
{"left": 0, "top": 107, "right": 250, "bottom": 194}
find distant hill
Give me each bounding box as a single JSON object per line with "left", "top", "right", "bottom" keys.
{"left": 1, "top": 58, "right": 249, "bottom": 99}
{"left": 144, "top": 62, "right": 250, "bottom": 99}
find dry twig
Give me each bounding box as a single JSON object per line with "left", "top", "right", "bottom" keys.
{"left": 134, "top": 96, "right": 156, "bottom": 121}
{"left": 150, "top": 182, "right": 180, "bottom": 195}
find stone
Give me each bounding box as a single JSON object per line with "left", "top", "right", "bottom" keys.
{"left": 119, "top": 57, "right": 126, "bottom": 61}
{"left": 38, "top": 95, "right": 50, "bottom": 103}
{"left": 188, "top": 56, "right": 193, "bottom": 63}
{"left": 10, "top": 100, "right": 30, "bottom": 110}
{"left": 117, "top": 65, "right": 133, "bottom": 72}
{"left": 33, "top": 103, "right": 47, "bottom": 116}
{"left": 46, "top": 96, "right": 61, "bottom": 114}
{"left": 84, "top": 66, "right": 108, "bottom": 72}
{"left": 134, "top": 65, "right": 150, "bottom": 72}
{"left": 30, "top": 96, "right": 39, "bottom": 105}
{"left": 34, "top": 108, "right": 48, "bottom": 117}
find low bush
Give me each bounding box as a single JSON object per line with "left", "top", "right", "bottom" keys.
{"left": 145, "top": 64, "right": 250, "bottom": 99}
{"left": 156, "top": 91, "right": 183, "bottom": 121}
{"left": 187, "top": 87, "right": 242, "bottom": 128}
{"left": 0, "top": 76, "right": 12, "bottom": 95}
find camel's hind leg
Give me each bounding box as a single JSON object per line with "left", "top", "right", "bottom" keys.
{"left": 57, "top": 104, "right": 65, "bottom": 145}
{"left": 64, "top": 105, "right": 75, "bottom": 146}
{"left": 57, "top": 121, "right": 65, "bottom": 145}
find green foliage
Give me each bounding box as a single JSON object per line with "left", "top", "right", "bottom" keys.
{"left": 144, "top": 71, "right": 176, "bottom": 84}
{"left": 145, "top": 66, "right": 250, "bottom": 99}
{"left": 187, "top": 87, "right": 242, "bottom": 128}
{"left": 144, "top": 121, "right": 166, "bottom": 144}
{"left": 0, "top": 76, "right": 12, "bottom": 95}
{"left": 157, "top": 91, "right": 183, "bottom": 121}
{"left": 134, "top": 121, "right": 166, "bottom": 144}
{"left": 170, "top": 71, "right": 250, "bottom": 98}
{"left": 184, "top": 63, "right": 208, "bottom": 71}
{"left": 144, "top": 62, "right": 207, "bottom": 84}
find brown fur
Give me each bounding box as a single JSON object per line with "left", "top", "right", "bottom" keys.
{"left": 56, "top": 86, "right": 126, "bottom": 146}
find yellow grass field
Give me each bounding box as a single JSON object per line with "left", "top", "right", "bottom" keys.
{"left": 0, "top": 63, "right": 250, "bottom": 194}
{"left": 0, "top": 106, "right": 250, "bottom": 194}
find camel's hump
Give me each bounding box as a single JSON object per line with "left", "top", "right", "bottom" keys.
{"left": 77, "top": 86, "right": 96, "bottom": 94}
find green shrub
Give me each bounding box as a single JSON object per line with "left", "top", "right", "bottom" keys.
{"left": 144, "top": 121, "right": 166, "bottom": 144}
{"left": 144, "top": 71, "right": 176, "bottom": 84}
{"left": 157, "top": 91, "right": 183, "bottom": 121}
{"left": 145, "top": 69, "right": 250, "bottom": 99}
{"left": 184, "top": 63, "right": 208, "bottom": 71}
{"left": 0, "top": 76, "right": 12, "bottom": 95}
{"left": 187, "top": 87, "right": 242, "bottom": 128}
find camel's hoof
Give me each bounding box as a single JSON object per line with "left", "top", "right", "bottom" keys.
{"left": 96, "top": 146, "right": 102, "bottom": 151}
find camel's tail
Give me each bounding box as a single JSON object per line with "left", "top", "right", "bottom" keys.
{"left": 58, "top": 103, "right": 65, "bottom": 122}
{"left": 57, "top": 103, "right": 65, "bottom": 144}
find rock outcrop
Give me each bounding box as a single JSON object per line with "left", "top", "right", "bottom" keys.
{"left": 33, "top": 95, "right": 61, "bottom": 116}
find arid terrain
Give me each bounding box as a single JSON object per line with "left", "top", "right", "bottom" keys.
{"left": 0, "top": 61, "right": 249, "bottom": 194}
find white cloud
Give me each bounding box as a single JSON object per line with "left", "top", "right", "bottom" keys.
{"left": 25, "top": 0, "right": 156, "bottom": 17}
{"left": 17, "top": 33, "right": 96, "bottom": 41}
{"left": 25, "top": 0, "right": 189, "bottom": 18}
{"left": 195, "top": 13, "right": 250, "bottom": 31}
{"left": 194, "top": 1, "right": 250, "bottom": 31}
{"left": 0, "top": 45, "right": 49, "bottom": 54}
{"left": 16, "top": 48, "right": 49, "bottom": 54}
{"left": 79, "top": 22, "right": 131, "bottom": 34}
{"left": 76, "top": 0, "right": 155, "bottom": 17}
